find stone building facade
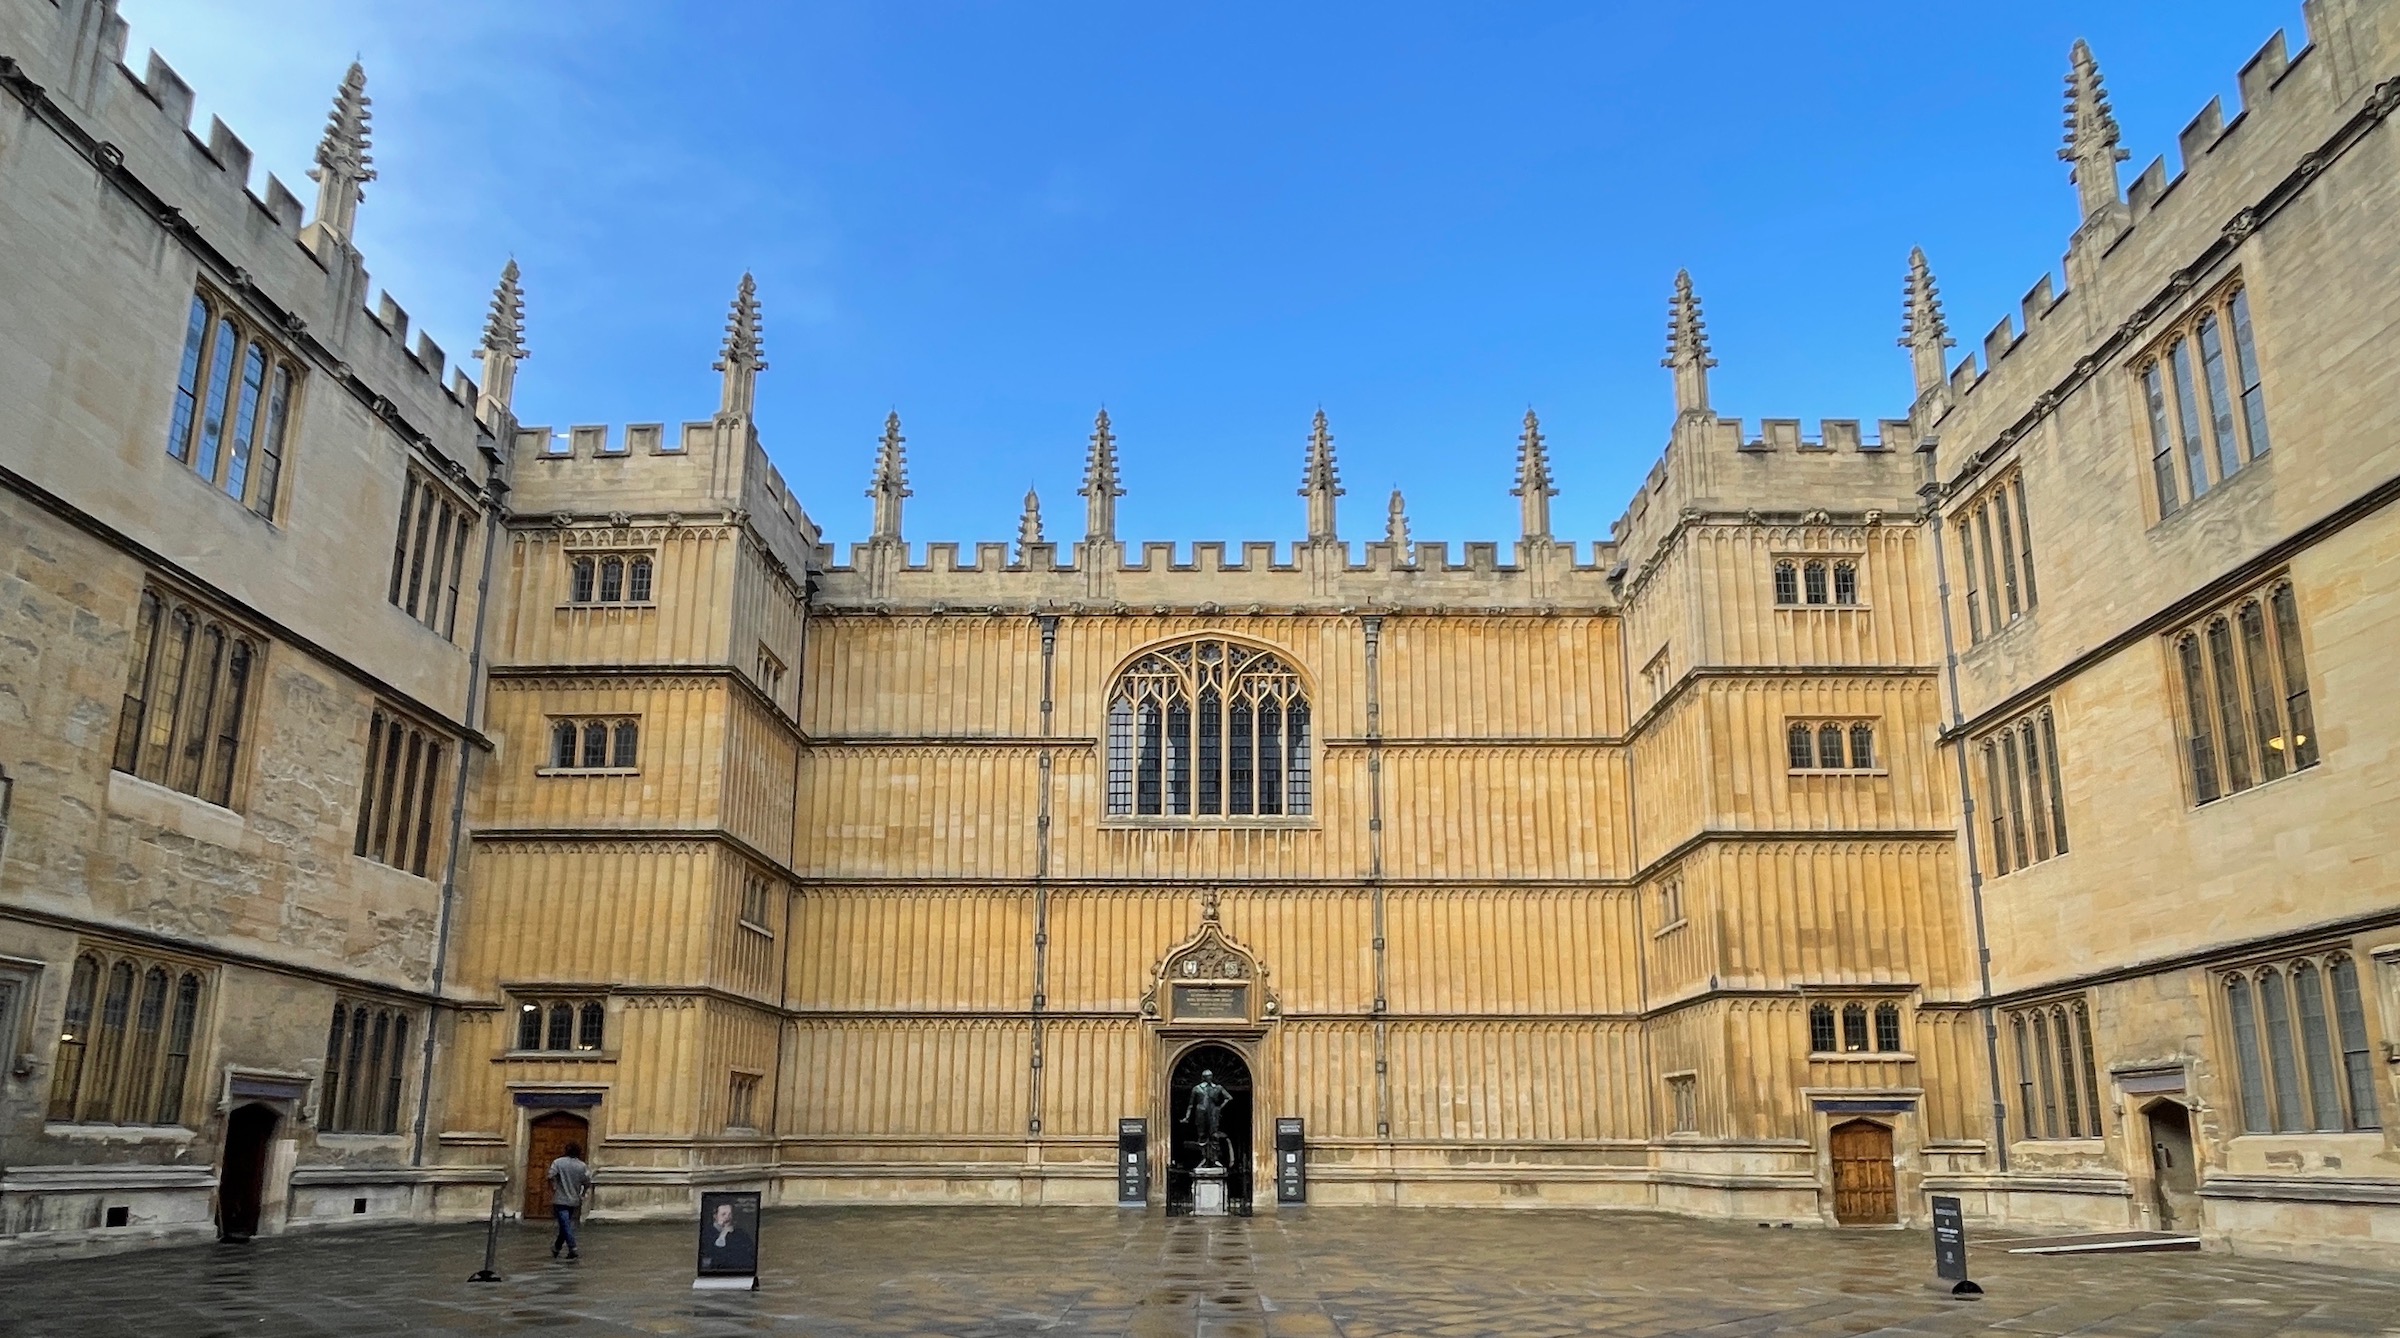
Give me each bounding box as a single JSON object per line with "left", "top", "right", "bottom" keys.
{"left": 1, "top": 0, "right": 2395, "bottom": 1267}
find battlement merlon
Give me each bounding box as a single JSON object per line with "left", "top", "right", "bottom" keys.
{"left": 808, "top": 535, "right": 1623, "bottom": 612}
{"left": 0, "top": 0, "right": 496, "bottom": 483}
{"left": 508, "top": 421, "right": 820, "bottom": 572}
{"left": 1926, "top": 0, "right": 2400, "bottom": 496}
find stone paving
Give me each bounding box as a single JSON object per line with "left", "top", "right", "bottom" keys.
{"left": 3, "top": 1208, "right": 2398, "bottom": 1337}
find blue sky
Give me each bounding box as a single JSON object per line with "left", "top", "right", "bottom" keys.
{"left": 124, "top": 1, "right": 2300, "bottom": 553}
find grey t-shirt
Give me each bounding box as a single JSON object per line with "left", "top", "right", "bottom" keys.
{"left": 546, "top": 1155, "right": 592, "bottom": 1208}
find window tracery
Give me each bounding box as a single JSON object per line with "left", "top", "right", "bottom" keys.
{"left": 1105, "top": 639, "right": 1311, "bottom": 820}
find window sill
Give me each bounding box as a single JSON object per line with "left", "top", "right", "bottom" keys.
{"left": 737, "top": 920, "right": 775, "bottom": 938}
{"left": 1787, "top": 768, "right": 1889, "bottom": 778}
{"left": 536, "top": 767, "right": 640, "bottom": 778}
{"left": 2188, "top": 759, "right": 2321, "bottom": 811}
{"left": 496, "top": 1049, "right": 616, "bottom": 1063}
{"left": 352, "top": 853, "right": 436, "bottom": 882}
{"left": 314, "top": 1130, "right": 408, "bottom": 1144}
{"left": 1100, "top": 817, "right": 1319, "bottom": 831}
{"left": 1774, "top": 603, "right": 1870, "bottom": 612}
{"left": 1653, "top": 917, "right": 1689, "bottom": 940}
{"left": 43, "top": 1122, "right": 198, "bottom": 1141}
{"left": 555, "top": 602, "right": 658, "bottom": 612}
{"left": 1808, "top": 1051, "right": 1916, "bottom": 1063}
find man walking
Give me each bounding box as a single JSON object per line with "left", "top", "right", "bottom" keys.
{"left": 546, "top": 1142, "right": 592, "bottom": 1260}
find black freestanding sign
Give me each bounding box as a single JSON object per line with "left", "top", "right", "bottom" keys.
{"left": 1930, "top": 1194, "right": 1981, "bottom": 1297}
{"left": 693, "top": 1190, "right": 762, "bottom": 1291}
{"left": 1275, "top": 1117, "right": 1306, "bottom": 1204}
{"left": 1117, "top": 1118, "right": 1149, "bottom": 1206}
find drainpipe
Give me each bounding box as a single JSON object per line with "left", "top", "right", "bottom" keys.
{"left": 1917, "top": 443, "right": 2009, "bottom": 1173}
{"left": 411, "top": 442, "right": 508, "bottom": 1173}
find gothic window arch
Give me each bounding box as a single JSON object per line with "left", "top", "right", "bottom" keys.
{"left": 1833, "top": 561, "right": 1858, "bottom": 605}
{"left": 2223, "top": 953, "right": 2380, "bottom": 1134}
{"left": 1803, "top": 561, "right": 1829, "bottom": 605}
{"left": 1105, "top": 638, "right": 1311, "bottom": 820}
{"left": 1773, "top": 561, "right": 1799, "bottom": 606}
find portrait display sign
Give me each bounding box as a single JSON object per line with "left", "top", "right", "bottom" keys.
{"left": 694, "top": 1190, "right": 762, "bottom": 1288}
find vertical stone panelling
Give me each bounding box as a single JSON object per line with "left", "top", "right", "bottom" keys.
{"left": 1380, "top": 616, "right": 1626, "bottom": 739}
{"left": 1384, "top": 1021, "right": 1640, "bottom": 1141}
{"left": 721, "top": 690, "right": 798, "bottom": 863}
{"left": 794, "top": 747, "right": 1043, "bottom": 879}
{"left": 1213, "top": 889, "right": 1374, "bottom": 1015}
{"left": 1044, "top": 890, "right": 1205, "bottom": 1013}
{"left": 1269, "top": 1022, "right": 1381, "bottom": 1139}
{"left": 1038, "top": 1019, "right": 1146, "bottom": 1137}
{"left": 1379, "top": 746, "right": 1630, "bottom": 880}
{"left": 1698, "top": 842, "right": 1968, "bottom": 993}
{"left": 788, "top": 890, "right": 1035, "bottom": 1011}
{"left": 457, "top": 842, "right": 715, "bottom": 987}
{"left": 480, "top": 679, "right": 730, "bottom": 830}
{"left": 1382, "top": 889, "right": 1639, "bottom": 1014}
{"left": 801, "top": 616, "right": 1048, "bottom": 738}
{"left": 788, "top": 1020, "right": 1033, "bottom": 1136}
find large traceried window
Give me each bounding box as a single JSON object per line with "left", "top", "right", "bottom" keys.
{"left": 320, "top": 1000, "right": 413, "bottom": 1135}
{"left": 1105, "top": 639, "right": 1311, "bottom": 820}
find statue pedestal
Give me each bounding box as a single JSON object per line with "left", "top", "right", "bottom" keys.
{"left": 1192, "top": 1165, "right": 1229, "bottom": 1217}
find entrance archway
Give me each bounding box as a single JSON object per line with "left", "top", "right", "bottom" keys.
{"left": 2143, "top": 1099, "right": 2200, "bottom": 1230}
{"left": 217, "top": 1102, "right": 280, "bottom": 1241}
{"left": 1828, "top": 1119, "right": 1897, "bottom": 1225}
{"left": 524, "top": 1111, "right": 590, "bottom": 1220}
{"left": 1166, "top": 1043, "right": 1252, "bottom": 1215}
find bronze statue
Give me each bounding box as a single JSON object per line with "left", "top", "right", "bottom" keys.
{"left": 1180, "top": 1069, "right": 1233, "bottom": 1167}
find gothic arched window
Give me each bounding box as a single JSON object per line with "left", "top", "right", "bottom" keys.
{"left": 1106, "top": 639, "right": 1311, "bottom": 819}
{"left": 1803, "top": 561, "right": 1829, "bottom": 605}
{"left": 1773, "top": 561, "right": 1799, "bottom": 606}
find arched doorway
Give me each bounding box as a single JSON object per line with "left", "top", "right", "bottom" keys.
{"left": 2143, "top": 1100, "right": 2200, "bottom": 1230}
{"left": 217, "top": 1102, "right": 280, "bottom": 1241}
{"left": 523, "top": 1111, "right": 590, "bottom": 1220}
{"left": 1828, "top": 1119, "right": 1897, "bottom": 1225}
{"left": 1166, "top": 1043, "right": 1252, "bottom": 1215}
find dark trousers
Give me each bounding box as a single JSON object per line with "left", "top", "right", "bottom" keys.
{"left": 552, "top": 1204, "right": 580, "bottom": 1254}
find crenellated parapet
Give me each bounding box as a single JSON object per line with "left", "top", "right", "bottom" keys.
{"left": 0, "top": 0, "right": 497, "bottom": 490}
{"left": 808, "top": 533, "right": 1622, "bottom": 614}
{"left": 1927, "top": 1, "right": 2400, "bottom": 498}
{"left": 1607, "top": 415, "right": 1919, "bottom": 583}
{"left": 508, "top": 418, "right": 819, "bottom": 579}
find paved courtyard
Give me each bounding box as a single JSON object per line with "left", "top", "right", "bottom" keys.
{"left": 3, "top": 1207, "right": 2398, "bottom": 1337}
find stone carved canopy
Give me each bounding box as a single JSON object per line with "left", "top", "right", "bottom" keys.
{"left": 1140, "top": 891, "right": 1279, "bottom": 1027}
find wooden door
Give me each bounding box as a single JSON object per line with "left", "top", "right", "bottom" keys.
{"left": 1829, "top": 1120, "right": 1897, "bottom": 1225}
{"left": 523, "top": 1112, "right": 588, "bottom": 1219}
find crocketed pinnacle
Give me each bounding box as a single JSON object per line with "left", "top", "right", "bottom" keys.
{"left": 481, "top": 259, "right": 528, "bottom": 359}
{"left": 1512, "top": 408, "right": 1556, "bottom": 540}
{"left": 2061, "top": 39, "right": 2131, "bottom": 220}
{"left": 1017, "top": 488, "right": 1045, "bottom": 559}
{"left": 714, "top": 272, "right": 767, "bottom": 418}
{"left": 475, "top": 258, "right": 528, "bottom": 418}
{"left": 1299, "top": 409, "right": 1342, "bottom": 543}
{"left": 1899, "top": 247, "right": 1953, "bottom": 396}
{"left": 1663, "top": 270, "right": 1716, "bottom": 415}
{"left": 307, "top": 62, "right": 375, "bottom": 240}
{"left": 1079, "top": 408, "right": 1124, "bottom": 544}
{"left": 867, "top": 412, "right": 910, "bottom": 543}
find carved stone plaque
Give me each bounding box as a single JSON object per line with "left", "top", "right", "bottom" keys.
{"left": 1172, "top": 984, "right": 1247, "bottom": 1021}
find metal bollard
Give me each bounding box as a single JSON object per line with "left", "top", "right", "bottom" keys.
{"left": 468, "top": 1185, "right": 505, "bottom": 1283}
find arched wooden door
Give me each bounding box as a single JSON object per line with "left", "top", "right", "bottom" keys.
{"left": 523, "top": 1111, "right": 589, "bottom": 1219}
{"left": 1829, "top": 1119, "right": 1897, "bottom": 1225}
